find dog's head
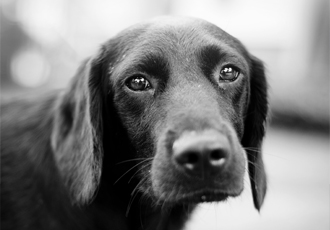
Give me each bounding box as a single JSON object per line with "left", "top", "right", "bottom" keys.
{"left": 52, "top": 16, "right": 268, "bottom": 210}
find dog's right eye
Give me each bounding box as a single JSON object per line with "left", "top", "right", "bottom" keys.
{"left": 126, "top": 75, "right": 152, "bottom": 91}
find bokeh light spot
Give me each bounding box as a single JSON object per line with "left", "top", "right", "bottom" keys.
{"left": 10, "top": 48, "right": 50, "bottom": 87}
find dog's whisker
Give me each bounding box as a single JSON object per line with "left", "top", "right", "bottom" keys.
{"left": 126, "top": 190, "right": 139, "bottom": 217}
{"left": 244, "top": 147, "right": 261, "bottom": 153}
{"left": 126, "top": 177, "right": 148, "bottom": 217}
{"left": 114, "top": 158, "right": 152, "bottom": 185}
{"left": 116, "top": 157, "right": 153, "bottom": 165}
{"left": 244, "top": 146, "right": 261, "bottom": 150}
{"left": 128, "top": 162, "right": 152, "bottom": 184}
{"left": 246, "top": 160, "right": 264, "bottom": 173}
{"left": 245, "top": 148, "right": 286, "bottom": 159}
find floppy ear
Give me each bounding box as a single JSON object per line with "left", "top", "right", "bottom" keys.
{"left": 51, "top": 47, "right": 107, "bottom": 204}
{"left": 242, "top": 56, "right": 268, "bottom": 211}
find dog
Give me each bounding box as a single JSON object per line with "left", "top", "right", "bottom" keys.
{"left": 1, "top": 16, "right": 268, "bottom": 230}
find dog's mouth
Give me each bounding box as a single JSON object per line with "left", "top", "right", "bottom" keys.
{"left": 180, "top": 191, "right": 228, "bottom": 203}
{"left": 171, "top": 188, "right": 242, "bottom": 204}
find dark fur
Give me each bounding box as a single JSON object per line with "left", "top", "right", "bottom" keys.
{"left": 1, "top": 16, "right": 268, "bottom": 230}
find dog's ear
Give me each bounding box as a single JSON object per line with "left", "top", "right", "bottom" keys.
{"left": 242, "top": 56, "right": 268, "bottom": 211}
{"left": 51, "top": 46, "right": 107, "bottom": 204}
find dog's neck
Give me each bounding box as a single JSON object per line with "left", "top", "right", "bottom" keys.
{"left": 92, "top": 185, "right": 193, "bottom": 230}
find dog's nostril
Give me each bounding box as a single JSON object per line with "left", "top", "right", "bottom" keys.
{"left": 175, "top": 151, "right": 199, "bottom": 169}
{"left": 175, "top": 150, "right": 201, "bottom": 171}
{"left": 186, "top": 152, "right": 199, "bottom": 164}
{"left": 179, "top": 151, "right": 200, "bottom": 170}
{"left": 210, "top": 149, "right": 222, "bottom": 160}
{"left": 209, "top": 149, "right": 227, "bottom": 166}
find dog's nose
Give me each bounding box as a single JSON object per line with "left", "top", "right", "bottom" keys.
{"left": 172, "top": 130, "right": 230, "bottom": 178}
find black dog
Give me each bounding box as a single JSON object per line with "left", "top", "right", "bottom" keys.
{"left": 1, "top": 16, "right": 268, "bottom": 230}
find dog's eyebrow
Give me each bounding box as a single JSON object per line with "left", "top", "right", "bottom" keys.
{"left": 199, "top": 45, "right": 222, "bottom": 78}
{"left": 135, "top": 52, "right": 170, "bottom": 80}
{"left": 198, "top": 45, "right": 248, "bottom": 77}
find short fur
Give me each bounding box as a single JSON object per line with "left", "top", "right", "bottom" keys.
{"left": 1, "top": 16, "right": 268, "bottom": 230}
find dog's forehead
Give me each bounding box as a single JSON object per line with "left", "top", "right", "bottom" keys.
{"left": 115, "top": 17, "right": 249, "bottom": 61}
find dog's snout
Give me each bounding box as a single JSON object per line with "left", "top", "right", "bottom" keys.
{"left": 172, "top": 130, "right": 230, "bottom": 177}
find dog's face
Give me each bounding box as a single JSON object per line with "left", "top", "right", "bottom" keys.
{"left": 53, "top": 16, "right": 267, "bottom": 211}
{"left": 105, "top": 17, "right": 264, "bottom": 206}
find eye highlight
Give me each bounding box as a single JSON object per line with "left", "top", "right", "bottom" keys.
{"left": 219, "top": 66, "right": 240, "bottom": 82}
{"left": 126, "top": 75, "right": 152, "bottom": 91}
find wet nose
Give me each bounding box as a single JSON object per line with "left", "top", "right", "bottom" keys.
{"left": 172, "top": 130, "right": 230, "bottom": 178}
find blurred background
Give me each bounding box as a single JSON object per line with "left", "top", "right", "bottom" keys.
{"left": 1, "top": 0, "right": 329, "bottom": 229}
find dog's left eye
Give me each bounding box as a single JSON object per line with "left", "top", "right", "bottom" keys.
{"left": 126, "top": 75, "right": 151, "bottom": 91}
{"left": 219, "top": 66, "right": 240, "bottom": 82}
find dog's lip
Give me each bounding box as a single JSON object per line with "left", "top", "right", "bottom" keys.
{"left": 175, "top": 188, "right": 240, "bottom": 204}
